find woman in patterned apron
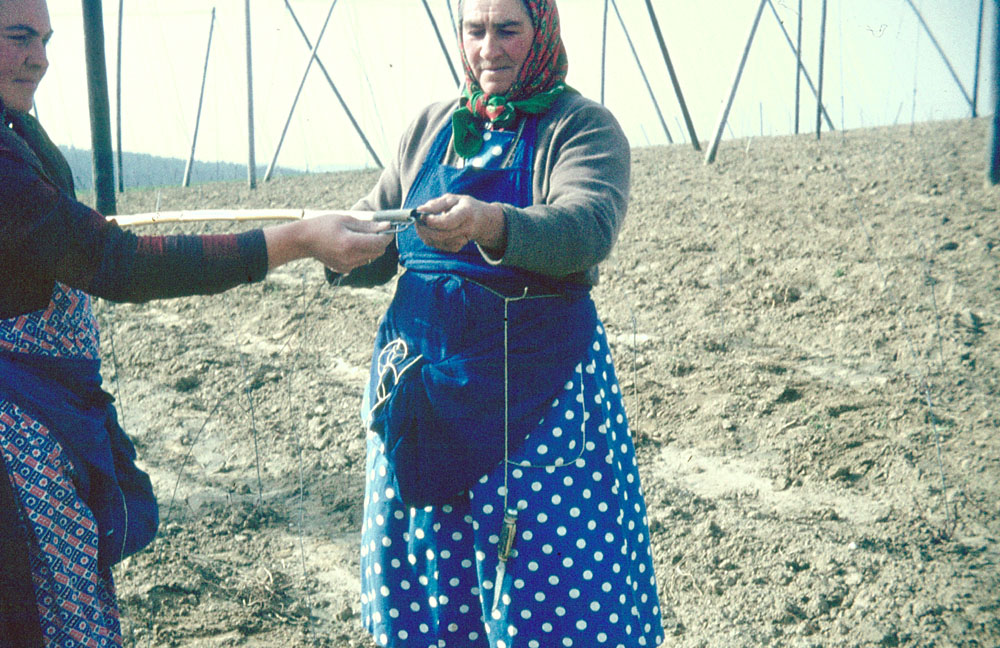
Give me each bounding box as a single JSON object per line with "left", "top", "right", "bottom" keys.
{"left": 334, "top": 1, "right": 664, "bottom": 646}
{"left": 0, "top": 1, "right": 391, "bottom": 643}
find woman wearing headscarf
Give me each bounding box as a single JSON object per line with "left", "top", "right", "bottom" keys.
{"left": 0, "top": 0, "right": 390, "bottom": 643}
{"left": 335, "top": 0, "right": 665, "bottom": 645}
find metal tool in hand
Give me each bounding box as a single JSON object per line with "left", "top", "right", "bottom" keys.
{"left": 372, "top": 208, "right": 429, "bottom": 234}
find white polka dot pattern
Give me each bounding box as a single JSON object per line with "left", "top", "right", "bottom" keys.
{"left": 360, "top": 322, "right": 664, "bottom": 647}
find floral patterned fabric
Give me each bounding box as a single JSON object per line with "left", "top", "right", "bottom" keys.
{"left": 1, "top": 283, "right": 124, "bottom": 647}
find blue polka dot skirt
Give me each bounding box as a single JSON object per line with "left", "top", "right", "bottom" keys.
{"left": 360, "top": 322, "right": 664, "bottom": 647}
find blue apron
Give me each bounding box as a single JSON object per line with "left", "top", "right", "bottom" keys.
{"left": 366, "top": 118, "right": 597, "bottom": 508}
{"left": 0, "top": 350, "right": 159, "bottom": 572}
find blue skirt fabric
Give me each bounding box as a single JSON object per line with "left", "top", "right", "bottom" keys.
{"left": 360, "top": 320, "right": 664, "bottom": 648}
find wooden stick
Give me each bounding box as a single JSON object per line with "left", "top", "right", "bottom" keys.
{"left": 110, "top": 208, "right": 376, "bottom": 228}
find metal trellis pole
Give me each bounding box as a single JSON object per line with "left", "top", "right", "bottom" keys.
{"left": 705, "top": 0, "right": 767, "bottom": 164}
{"left": 183, "top": 8, "right": 215, "bottom": 188}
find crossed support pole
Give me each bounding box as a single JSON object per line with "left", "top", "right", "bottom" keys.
{"left": 644, "top": 0, "right": 700, "bottom": 149}
{"left": 183, "top": 8, "right": 215, "bottom": 188}
{"left": 264, "top": 0, "right": 463, "bottom": 180}
{"left": 283, "top": 0, "right": 383, "bottom": 170}
{"left": 904, "top": 0, "right": 976, "bottom": 115}
{"left": 705, "top": 0, "right": 839, "bottom": 163}
{"left": 264, "top": 0, "right": 339, "bottom": 182}
{"left": 608, "top": 0, "right": 673, "bottom": 143}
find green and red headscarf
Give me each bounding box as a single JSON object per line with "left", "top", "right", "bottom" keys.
{"left": 452, "top": 0, "right": 572, "bottom": 158}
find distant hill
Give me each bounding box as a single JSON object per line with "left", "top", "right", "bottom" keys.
{"left": 59, "top": 146, "right": 303, "bottom": 191}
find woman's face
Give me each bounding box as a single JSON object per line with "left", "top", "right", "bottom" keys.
{"left": 461, "top": 0, "right": 533, "bottom": 96}
{"left": 0, "top": 0, "right": 51, "bottom": 112}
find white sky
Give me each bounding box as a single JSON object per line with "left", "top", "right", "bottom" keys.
{"left": 34, "top": 0, "right": 996, "bottom": 172}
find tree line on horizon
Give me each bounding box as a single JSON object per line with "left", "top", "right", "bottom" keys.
{"left": 59, "top": 146, "right": 304, "bottom": 192}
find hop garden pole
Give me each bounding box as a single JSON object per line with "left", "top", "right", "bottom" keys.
{"left": 610, "top": 0, "right": 672, "bottom": 143}
{"left": 644, "top": 0, "right": 700, "bottom": 150}
{"left": 988, "top": 0, "right": 999, "bottom": 186}
{"left": 705, "top": 0, "right": 767, "bottom": 164}
{"left": 422, "top": 0, "right": 460, "bottom": 87}
{"left": 816, "top": 0, "right": 827, "bottom": 140}
{"left": 794, "top": 0, "right": 802, "bottom": 134}
{"left": 81, "top": 0, "right": 116, "bottom": 215}
{"left": 600, "top": 0, "right": 609, "bottom": 105}
{"left": 115, "top": 0, "right": 123, "bottom": 192}
{"left": 765, "top": 0, "right": 835, "bottom": 132}
{"left": 904, "top": 0, "right": 975, "bottom": 114}
{"left": 183, "top": 8, "right": 216, "bottom": 188}
{"left": 283, "top": 0, "right": 383, "bottom": 169}
{"left": 244, "top": 0, "right": 256, "bottom": 189}
{"left": 264, "top": 0, "right": 337, "bottom": 182}
{"left": 973, "top": 0, "right": 985, "bottom": 118}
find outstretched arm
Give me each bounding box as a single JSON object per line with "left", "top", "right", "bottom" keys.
{"left": 0, "top": 153, "right": 390, "bottom": 317}
{"left": 263, "top": 214, "right": 390, "bottom": 274}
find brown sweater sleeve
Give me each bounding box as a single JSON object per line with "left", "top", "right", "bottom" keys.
{"left": 363, "top": 93, "right": 630, "bottom": 285}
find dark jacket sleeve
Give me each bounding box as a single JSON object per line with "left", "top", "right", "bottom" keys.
{"left": 0, "top": 153, "right": 268, "bottom": 319}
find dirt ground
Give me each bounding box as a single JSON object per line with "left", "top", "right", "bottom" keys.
{"left": 94, "top": 117, "right": 999, "bottom": 647}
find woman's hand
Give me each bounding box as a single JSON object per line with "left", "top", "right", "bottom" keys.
{"left": 263, "top": 213, "right": 392, "bottom": 274}
{"left": 415, "top": 193, "right": 507, "bottom": 255}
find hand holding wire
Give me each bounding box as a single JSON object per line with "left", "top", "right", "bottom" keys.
{"left": 414, "top": 193, "right": 507, "bottom": 254}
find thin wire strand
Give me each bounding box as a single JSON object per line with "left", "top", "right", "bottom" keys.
{"left": 240, "top": 354, "right": 265, "bottom": 506}
{"left": 834, "top": 159, "right": 954, "bottom": 536}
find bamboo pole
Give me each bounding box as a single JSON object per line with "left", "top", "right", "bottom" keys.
{"left": 115, "top": 0, "right": 124, "bottom": 192}
{"left": 765, "top": 0, "right": 835, "bottom": 132}
{"left": 705, "top": 0, "right": 767, "bottom": 164}
{"left": 904, "top": 0, "right": 974, "bottom": 113}
{"left": 82, "top": 0, "right": 117, "bottom": 215}
{"left": 610, "top": 0, "right": 672, "bottom": 143}
{"left": 283, "top": 0, "right": 382, "bottom": 169}
{"left": 816, "top": 0, "right": 827, "bottom": 140}
{"left": 109, "top": 208, "right": 379, "bottom": 228}
{"left": 422, "top": 0, "right": 460, "bottom": 87}
{"left": 244, "top": 0, "right": 256, "bottom": 189}
{"left": 264, "top": 0, "right": 338, "bottom": 182}
{"left": 183, "top": 8, "right": 216, "bottom": 188}
{"left": 644, "top": 0, "right": 700, "bottom": 150}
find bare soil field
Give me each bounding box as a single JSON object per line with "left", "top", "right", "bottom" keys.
{"left": 95, "top": 117, "right": 998, "bottom": 647}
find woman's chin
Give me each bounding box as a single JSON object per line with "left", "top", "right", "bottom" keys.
{"left": 479, "top": 77, "right": 513, "bottom": 97}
